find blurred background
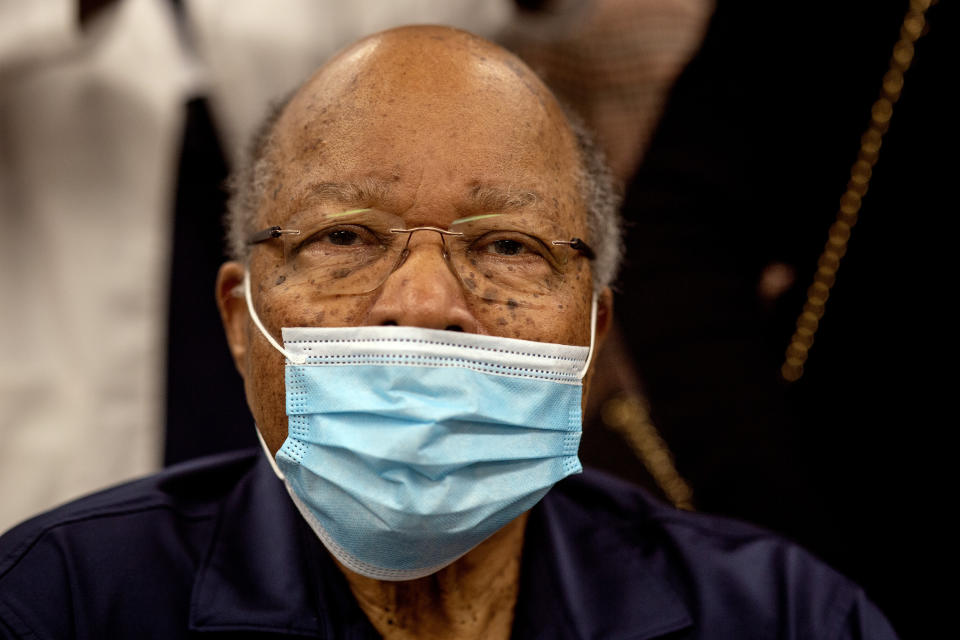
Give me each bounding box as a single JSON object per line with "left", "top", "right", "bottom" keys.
{"left": 1, "top": 1, "right": 949, "bottom": 637}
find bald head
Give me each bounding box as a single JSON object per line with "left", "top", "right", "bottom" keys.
{"left": 226, "top": 25, "right": 621, "bottom": 290}
{"left": 286, "top": 25, "right": 570, "bottom": 140}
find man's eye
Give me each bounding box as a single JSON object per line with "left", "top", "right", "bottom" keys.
{"left": 491, "top": 239, "right": 525, "bottom": 256}
{"left": 472, "top": 232, "right": 550, "bottom": 260}
{"left": 328, "top": 229, "right": 360, "bottom": 246}
{"left": 300, "top": 225, "right": 380, "bottom": 251}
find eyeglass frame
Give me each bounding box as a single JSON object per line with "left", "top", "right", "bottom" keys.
{"left": 246, "top": 225, "right": 596, "bottom": 260}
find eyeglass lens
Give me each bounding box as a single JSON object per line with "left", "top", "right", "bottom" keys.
{"left": 273, "top": 209, "right": 576, "bottom": 306}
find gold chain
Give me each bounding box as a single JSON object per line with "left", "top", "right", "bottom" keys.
{"left": 602, "top": 393, "right": 695, "bottom": 510}
{"left": 781, "top": 0, "right": 933, "bottom": 382}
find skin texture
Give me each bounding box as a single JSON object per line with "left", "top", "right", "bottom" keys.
{"left": 217, "top": 26, "right": 612, "bottom": 640}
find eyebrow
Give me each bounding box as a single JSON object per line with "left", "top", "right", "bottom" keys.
{"left": 307, "top": 178, "right": 396, "bottom": 207}
{"left": 466, "top": 184, "right": 541, "bottom": 213}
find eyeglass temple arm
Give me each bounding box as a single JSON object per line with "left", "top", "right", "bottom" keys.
{"left": 247, "top": 226, "right": 301, "bottom": 245}
{"left": 552, "top": 238, "right": 596, "bottom": 260}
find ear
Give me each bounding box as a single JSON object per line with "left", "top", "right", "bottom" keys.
{"left": 594, "top": 287, "right": 614, "bottom": 350}
{"left": 580, "top": 287, "right": 615, "bottom": 415}
{"left": 216, "top": 261, "right": 249, "bottom": 378}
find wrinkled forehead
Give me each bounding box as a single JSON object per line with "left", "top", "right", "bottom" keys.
{"left": 264, "top": 29, "right": 586, "bottom": 231}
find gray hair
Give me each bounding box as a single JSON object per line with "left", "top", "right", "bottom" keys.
{"left": 225, "top": 94, "right": 291, "bottom": 266}
{"left": 563, "top": 108, "right": 624, "bottom": 292}
{"left": 225, "top": 97, "right": 623, "bottom": 292}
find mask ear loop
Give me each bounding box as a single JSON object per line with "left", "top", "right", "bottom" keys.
{"left": 577, "top": 294, "right": 599, "bottom": 380}
{"left": 245, "top": 270, "right": 295, "bottom": 478}
{"left": 244, "top": 269, "right": 308, "bottom": 365}
{"left": 256, "top": 426, "right": 287, "bottom": 481}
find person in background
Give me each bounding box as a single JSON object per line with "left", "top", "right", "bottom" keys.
{"left": 0, "top": 0, "right": 512, "bottom": 534}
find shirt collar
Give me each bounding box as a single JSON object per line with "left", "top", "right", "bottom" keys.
{"left": 189, "top": 456, "right": 692, "bottom": 638}
{"left": 512, "top": 472, "right": 693, "bottom": 639}
{"left": 189, "top": 453, "right": 375, "bottom": 637}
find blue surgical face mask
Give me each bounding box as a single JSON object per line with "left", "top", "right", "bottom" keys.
{"left": 245, "top": 273, "right": 596, "bottom": 581}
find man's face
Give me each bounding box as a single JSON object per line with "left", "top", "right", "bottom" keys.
{"left": 218, "top": 27, "right": 610, "bottom": 455}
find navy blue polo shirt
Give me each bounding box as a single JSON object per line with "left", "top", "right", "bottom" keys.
{"left": 0, "top": 450, "right": 897, "bottom": 639}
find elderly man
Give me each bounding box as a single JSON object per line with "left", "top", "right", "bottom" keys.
{"left": 0, "top": 26, "right": 896, "bottom": 640}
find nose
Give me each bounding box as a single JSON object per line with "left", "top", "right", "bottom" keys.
{"left": 365, "top": 231, "right": 480, "bottom": 332}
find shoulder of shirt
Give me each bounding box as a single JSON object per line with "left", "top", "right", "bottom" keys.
{"left": 547, "top": 469, "right": 899, "bottom": 639}
{"left": 0, "top": 449, "right": 260, "bottom": 578}
{"left": 564, "top": 466, "right": 803, "bottom": 541}
{"left": 558, "top": 467, "right": 858, "bottom": 593}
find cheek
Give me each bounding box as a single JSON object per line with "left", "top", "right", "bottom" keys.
{"left": 469, "top": 287, "right": 593, "bottom": 345}
{"left": 244, "top": 332, "right": 288, "bottom": 455}
{"left": 255, "top": 273, "right": 376, "bottom": 330}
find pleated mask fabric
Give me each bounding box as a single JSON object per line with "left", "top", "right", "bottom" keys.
{"left": 244, "top": 272, "right": 593, "bottom": 580}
